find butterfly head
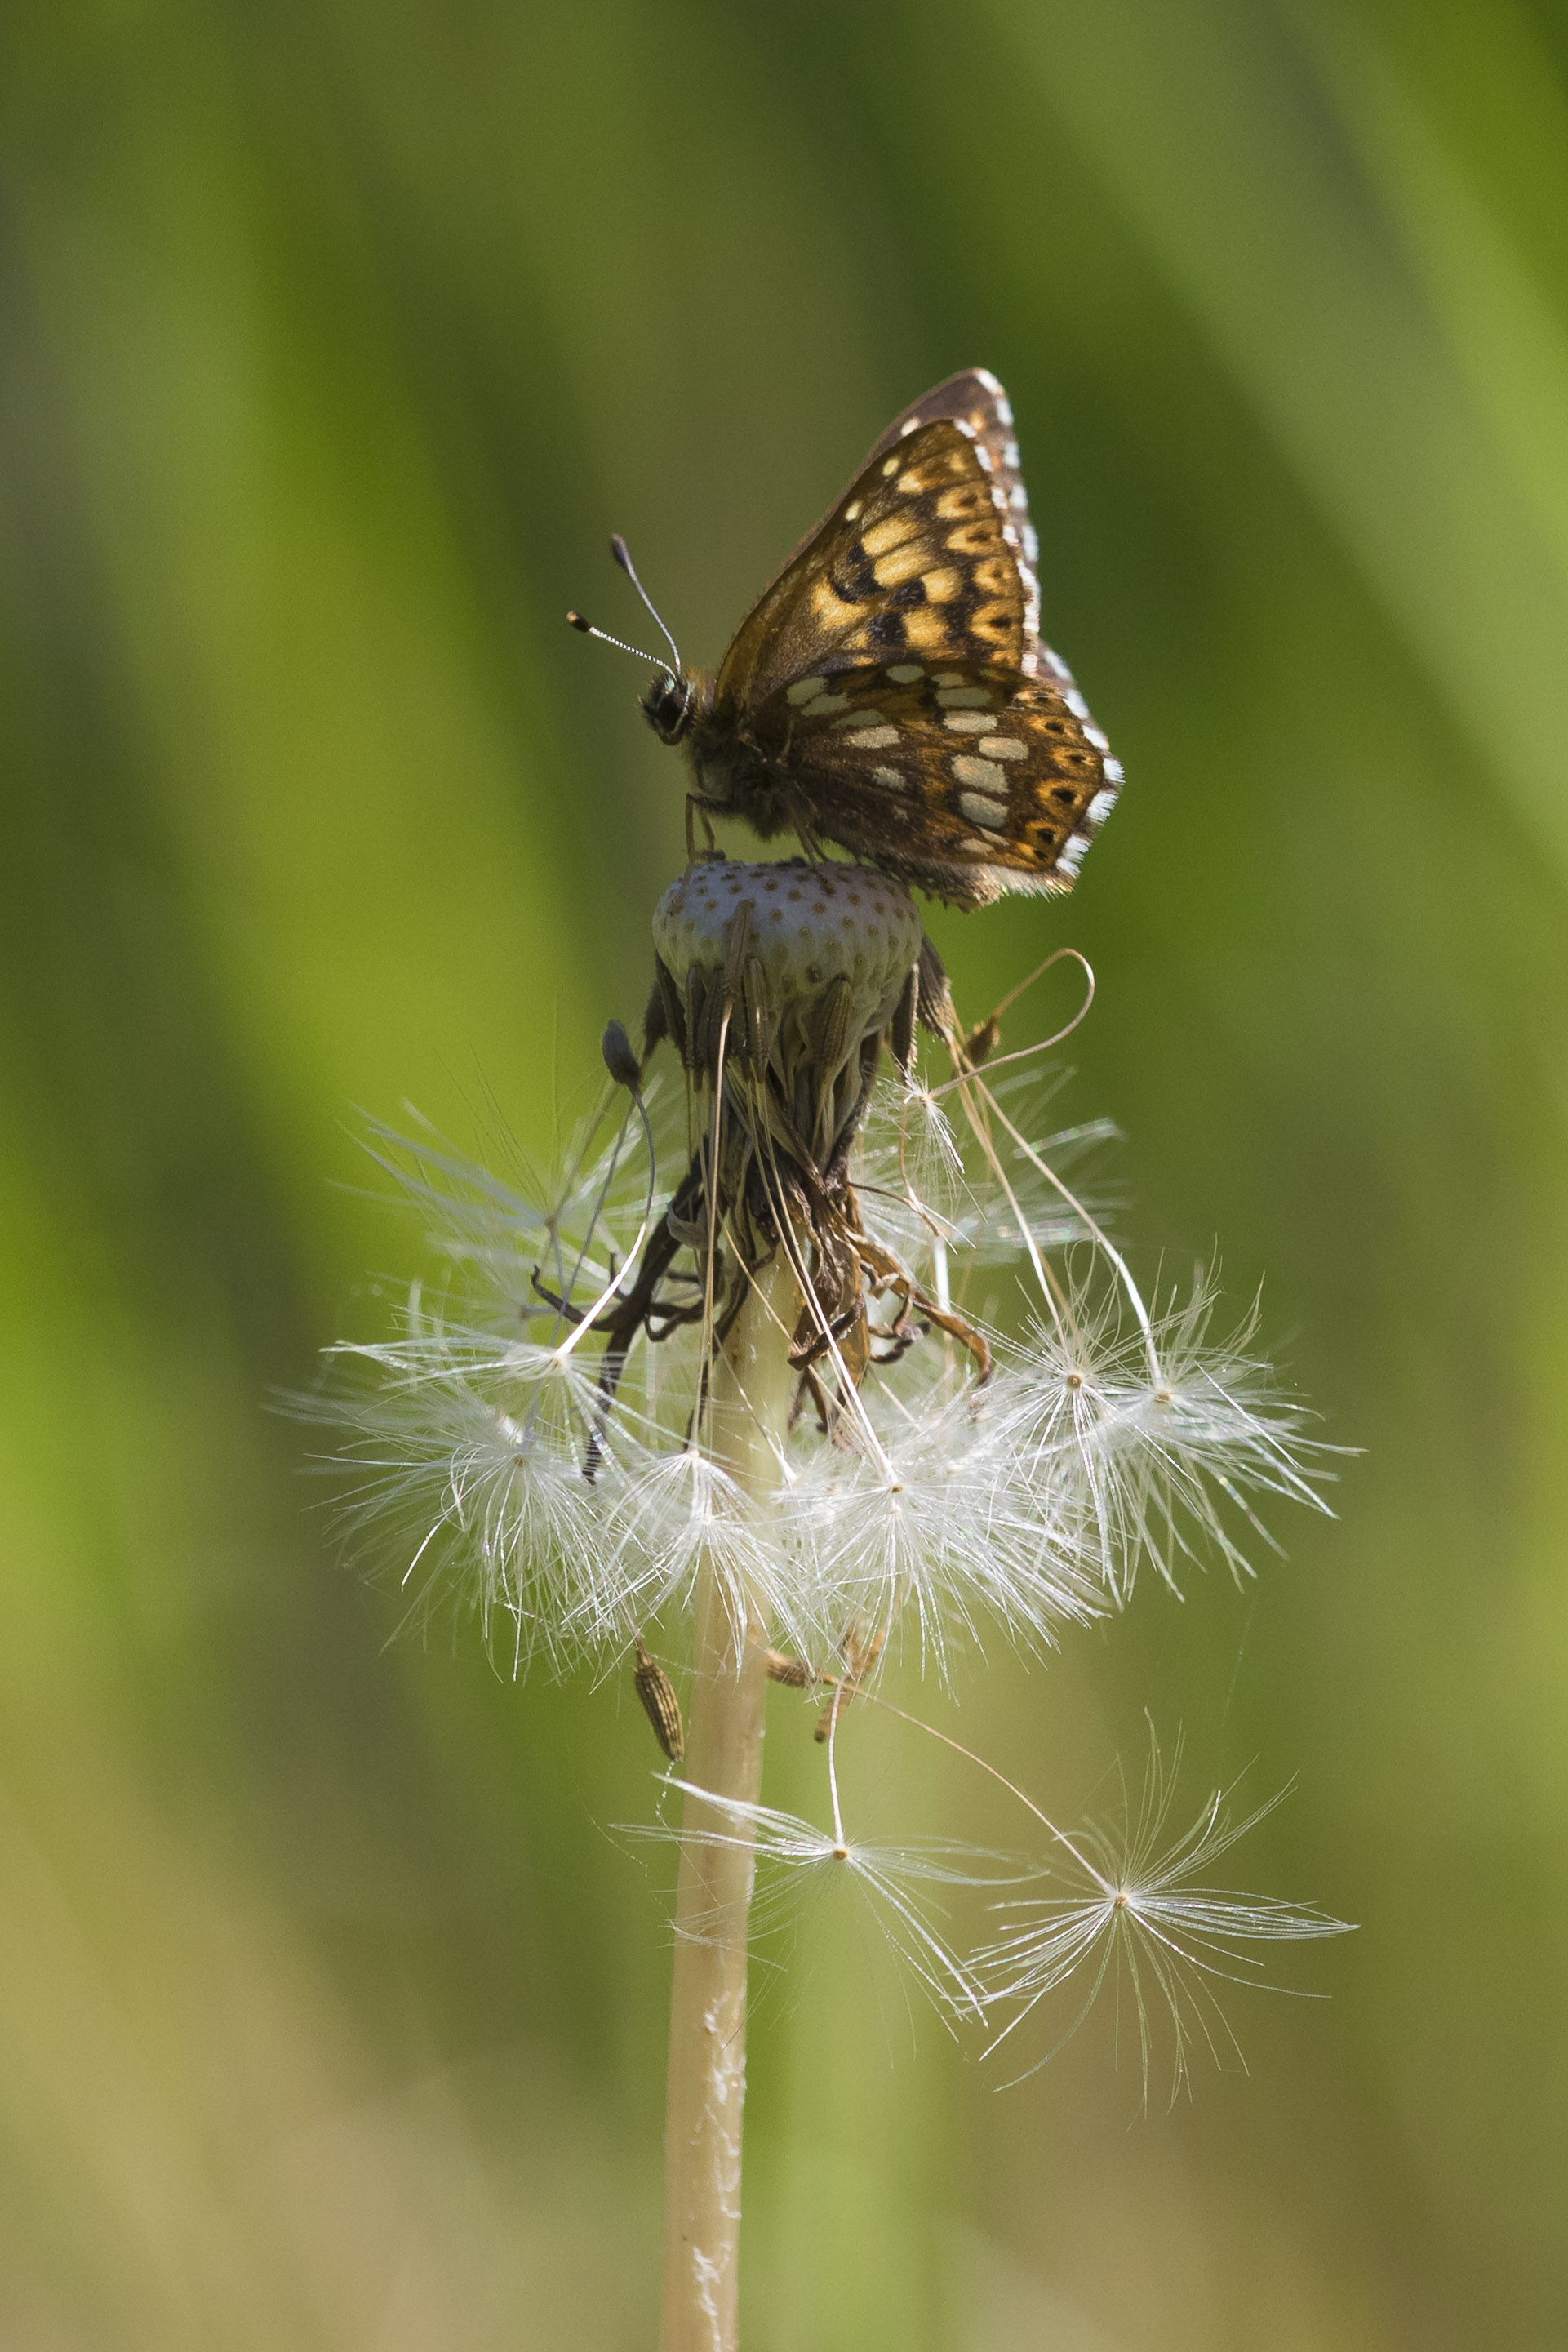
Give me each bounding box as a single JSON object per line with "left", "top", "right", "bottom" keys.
{"left": 640, "top": 667, "right": 697, "bottom": 745}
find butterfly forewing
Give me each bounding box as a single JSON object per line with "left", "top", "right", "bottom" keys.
{"left": 713, "top": 419, "right": 1027, "bottom": 713}
{"left": 858, "top": 368, "right": 1042, "bottom": 644}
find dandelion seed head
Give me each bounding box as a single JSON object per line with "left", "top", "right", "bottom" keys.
{"left": 652, "top": 859, "right": 923, "bottom": 1043}
{"left": 307, "top": 862, "right": 1350, "bottom": 2089}
{"left": 312, "top": 875, "right": 1336, "bottom": 1736}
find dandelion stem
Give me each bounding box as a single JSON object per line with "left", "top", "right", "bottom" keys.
{"left": 660, "top": 1246, "right": 799, "bottom": 2352}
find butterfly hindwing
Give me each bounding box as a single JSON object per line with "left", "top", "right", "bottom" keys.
{"left": 757, "top": 660, "right": 1116, "bottom": 905}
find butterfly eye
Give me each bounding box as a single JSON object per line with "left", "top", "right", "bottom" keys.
{"left": 642, "top": 672, "right": 695, "bottom": 744}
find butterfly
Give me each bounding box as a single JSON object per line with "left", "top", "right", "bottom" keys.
{"left": 570, "top": 370, "right": 1121, "bottom": 910}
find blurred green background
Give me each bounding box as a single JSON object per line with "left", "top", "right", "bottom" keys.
{"left": 4, "top": 1, "right": 1567, "bottom": 2344}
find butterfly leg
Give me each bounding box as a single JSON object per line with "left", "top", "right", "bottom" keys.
{"left": 791, "top": 805, "right": 827, "bottom": 867}
{"left": 684, "top": 794, "right": 718, "bottom": 866}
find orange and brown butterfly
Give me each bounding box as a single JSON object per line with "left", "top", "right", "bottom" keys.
{"left": 568, "top": 370, "right": 1121, "bottom": 910}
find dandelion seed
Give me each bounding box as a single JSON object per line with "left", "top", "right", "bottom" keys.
{"left": 976, "top": 1732, "right": 1354, "bottom": 2101}
{"left": 780, "top": 1376, "right": 1104, "bottom": 1675}
{"left": 633, "top": 1638, "right": 686, "bottom": 1763}
{"left": 600, "top": 1447, "right": 798, "bottom": 1653}
{"left": 303, "top": 1322, "right": 624, "bottom": 1669}
{"left": 992, "top": 1274, "right": 1335, "bottom": 1598}
{"left": 354, "top": 1100, "right": 660, "bottom": 1317}
{"left": 624, "top": 1780, "right": 997, "bottom": 2024}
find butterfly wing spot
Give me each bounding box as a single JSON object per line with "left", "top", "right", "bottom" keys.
{"left": 871, "top": 543, "right": 929, "bottom": 589}
{"left": 944, "top": 521, "right": 1003, "bottom": 558}
{"left": 971, "top": 602, "right": 1016, "bottom": 645}
{"left": 860, "top": 512, "right": 917, "bottom": 559}
{"left": 972, "top": 558, "right": 1015, "bottom": 598}
{"left": 844, "top": 500, "right": 863, "bottom": 521}
{"left": 920, "top": 567, "right": 962, "bottom": 603}
{"left": 977, "top": 735, "right": 1027, "bottom": 759}
{"left": 885, "top": 664, "right": 924, "bottom": 684}
{"left": 811, "top": 580, "right": 861, "bottom": 627}
{"left": 872, "top": 766, "right": 908, "bottom": 791}
{"left": 845, "top": 727, "right": 901, "bottom": 749}
{"left": 952, "top": 754, "right": 1011, "bottom": 798}
{"left": 787, "top": 676, "right": 829, "bottom": 705}
{"left": 802, "top": 691, "right": 851, "bottom": 714}
{"left": 902, "top": 458, "right": 963, "bottom": 500}
{"left": 936, "top": 687, "right": 992, "bottom": 709}
{"left": 881, "top": 456, "right": 901, "bottom": 477}
{"left": 935, "top": 485, "right": 993, "bottom": 522}
{"left": 943, "top": 711, "right": 995, "bottom": 734}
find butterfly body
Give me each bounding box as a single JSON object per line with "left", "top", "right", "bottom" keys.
{"left": 626, "top": 371, "right": 1122, "bottom": 910}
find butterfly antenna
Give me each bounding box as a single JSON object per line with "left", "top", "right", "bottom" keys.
{"left": 609, "top": 534, "right": 684, "bottom": 678}
{"left": 565, "top": 610, "right": 671, "bottom": 671}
